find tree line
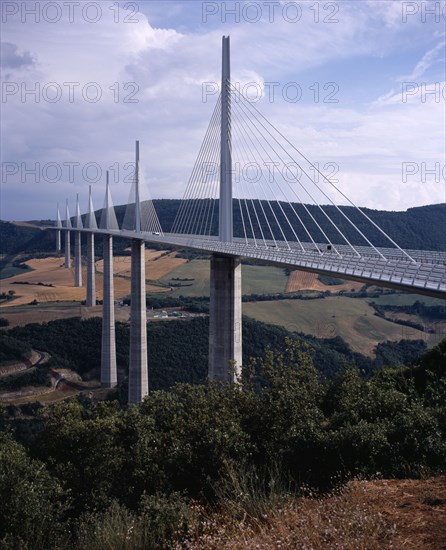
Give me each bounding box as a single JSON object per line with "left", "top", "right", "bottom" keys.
{"left": 1, "top": 202, "right": 445, "bottom": 258}
{"left": 4, "top": 316, "right": 428, "bottom": 389}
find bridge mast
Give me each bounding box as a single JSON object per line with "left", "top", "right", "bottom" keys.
{"left": 219, "top": 35, "right": 233, "bottom": 243}
{"left": 135, "top": 140, "right": 141, "bottom": 234}
{"left": 86, "top": 185, "right": 96, "bottom": 307}
{"left": 74, "top": 194, "right": 83, "bottom": 288}
{"left": 209, "top": 36, "right": 242, "bottom": 384}
{"left": 101, "top": 171, "right": 117, "bottom": 388}
{"left": 128, "top": 140, "right": 149, "bottom": 404}
{"left": 64, "top": 199, "right": 71, "bottom": 269}
{"left": 56, "top": 203, "right": 62, "bottom": 255}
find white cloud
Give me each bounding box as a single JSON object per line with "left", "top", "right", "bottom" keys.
{"left": 397, "top": 39, "right": 446, "bottom": 81}
{"left": 1, "top": 0, "right": 445, "bottom": 220}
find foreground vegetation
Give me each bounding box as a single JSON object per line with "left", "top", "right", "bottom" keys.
{"left": 1, "top": 337, "right": 445, "bottom": 549}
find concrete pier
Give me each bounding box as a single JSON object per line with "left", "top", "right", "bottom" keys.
{"left": 56, "top": 204, "right": 62, "bottom": 255}
{"left": 64, "top": 231, "right": 71, "bottom": 268}
{"left": 86, "top": 233, "right": 96, "bottom": 307}
{"left": 128, "top": 239, "right": 148, "bottom": 404}
{"left": 208, "top": 254, "right": 242, "bottom": 383}
{"left": 101, "top": 234, "right": 117, "bottom": 387}
{"left": 56, "top": 230, "right": 61, "bottom": 255}
{"left": 74, "top": 232, "right": 82, "bottom": 287}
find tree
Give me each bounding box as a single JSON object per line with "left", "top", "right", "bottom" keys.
{"left": 34, "top": 400, "right": 124, "bottom": 516}
{"left": 0, "top": 432, "right": 67, "bottom": 548}
{"left": 249, "top": 339, "right": 327, "bottom": 481}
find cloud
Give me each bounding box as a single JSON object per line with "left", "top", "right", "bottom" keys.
{"left": 1, "top": 1, "right": 445, "bottom": 220}
{"left": 0, "top": 42, "right": 35, "bottom": 69}
{"left": 397, "top": 39, "right": 446, "bottom": 81}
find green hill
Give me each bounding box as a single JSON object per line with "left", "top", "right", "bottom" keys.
{"left": 1, "top": 202, "right": 445, "bottom": 259}
{"left": 4, "top": 316, "right": 428, "bottom": 388}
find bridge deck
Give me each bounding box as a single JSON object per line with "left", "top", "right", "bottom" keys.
{"left": 50, "top": 228, "right": 446, "bottom": 299}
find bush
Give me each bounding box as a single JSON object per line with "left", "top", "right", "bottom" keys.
{"left": 0, "top": 366, "right": 51, "bottom": 391}
{"left": 75, "top": 493, "right": 193, "bottom": 550}
{"left": 0, "top": 433, "right": 67, "bottom": 549}
{"left": 0, "top": 334, "right": 31, "bottom": 364}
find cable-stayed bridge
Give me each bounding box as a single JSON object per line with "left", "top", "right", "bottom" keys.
{"left": 49, "top": 36, "right": 446, "bottom": 404}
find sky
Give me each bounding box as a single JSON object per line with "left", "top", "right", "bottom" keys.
{"left": 1, "top": 0, "right": 445, "bottom": 221}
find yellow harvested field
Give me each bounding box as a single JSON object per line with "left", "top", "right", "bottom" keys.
{"left": 0, "top": 304, "right": 132, "bottom": 328}
{"left": 1, "top": 257, "right": 85, "bottom": 306}
{"left": 95, "top": 250, "right": 187, "bottom": 280}
{"left": 286, "top": 269, "right": 363, "bottom": 293}
{"left": 0, "top": 306, "right": 86, "bottom": 327}
{"left": 0, "top": 252, "right": 177, "bottom": 308}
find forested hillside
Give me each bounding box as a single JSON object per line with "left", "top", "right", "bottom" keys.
{"left": 0, "top": 221, "right": 54, "bottom": 255}
{"left": 1, "top": 202, "right": 445, "bottom": 255}
{"left": 147, "top": 200, "right": 446, "bottom": 250}
{"left": 5, "top": 316, "right": 426, "bottom": 390}
{"left": 0, "top": 338, "right": 445, "bottom": 549}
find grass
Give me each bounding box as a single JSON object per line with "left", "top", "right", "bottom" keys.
{"left": 184, "top": 477, "right": 446, "bottom": 549}
{"left": 187, "top": 483, "right": 393, "bottom": 549}
{"left": 0, "top": 254, "right": 33, "bottom": 279}
{"left": 241, "top": 265, "right": 288, "bottom": 295}
{"left": 366, "top": 293, "right": 446, "bottom": 307}
{"left": 286, "top": 269, "right": 362, "bottom": 293}
{"left": 18, "top": 471, "right": 444, "bottom": 549}
{"left": 161, "top": 261, "right": 288, "bottom": 297}
{"left": 242, "top": 296, "right": 432, "bottom": 356}
{"left": 0, "top": 264, "right": 32, "bottom": 279}
{"left": 161, "top": 260, "right": 211, "bottom": 296}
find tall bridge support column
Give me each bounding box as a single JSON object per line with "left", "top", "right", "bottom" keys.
{"left": 86, "top": 233, "right": 96, "bottom": 307}
{"left": 56, "top": 230, "right": 61, "bottom": 255}
{"left": 208, "top": 254, "right": 242, "bottom": 383}
{"left": 74, "top": 231, "right": 82, "bottom": 287}
{"left": 101, "top": 235, "right": 117, "bottom": 387}
{"left": 64, "top": 231, "right": 71, "bottom": 268}
{"left": 128, "top": 239, "right": 148, "bottom": 405}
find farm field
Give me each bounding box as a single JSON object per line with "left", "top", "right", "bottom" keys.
{"left": 242, "top": 296, "right": 441, "bottom": 356}
{"left": 366, "top": 293, "right": 446, "bottom": 307}
{"left": 242, "top": 264, "right": 289, "bottom": 294}
{"left": 0, "top": 257, "right": 88, "bottom": 306}
{"left": 96, "top": 250, "right": 186, "bottom": 280}
{"left": 286, "top": 269, "right": 363, "bottom": 293}
{"left": 0, "top": 302, "right": 133, "bottom": 328}
{"left": 0, "top": 254, "right": 34, "bottom": 279}
{"left": 160, "top": 260, "right": 288, "bottom": 297}
{"left": 0, "top": 251, "right": 178, "bottom": 308}
{"left": 161, "top": 259, "right": 211, "bottom": 296}
{"left": 1, "top": 254, "right": 444, "bottom": 349}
